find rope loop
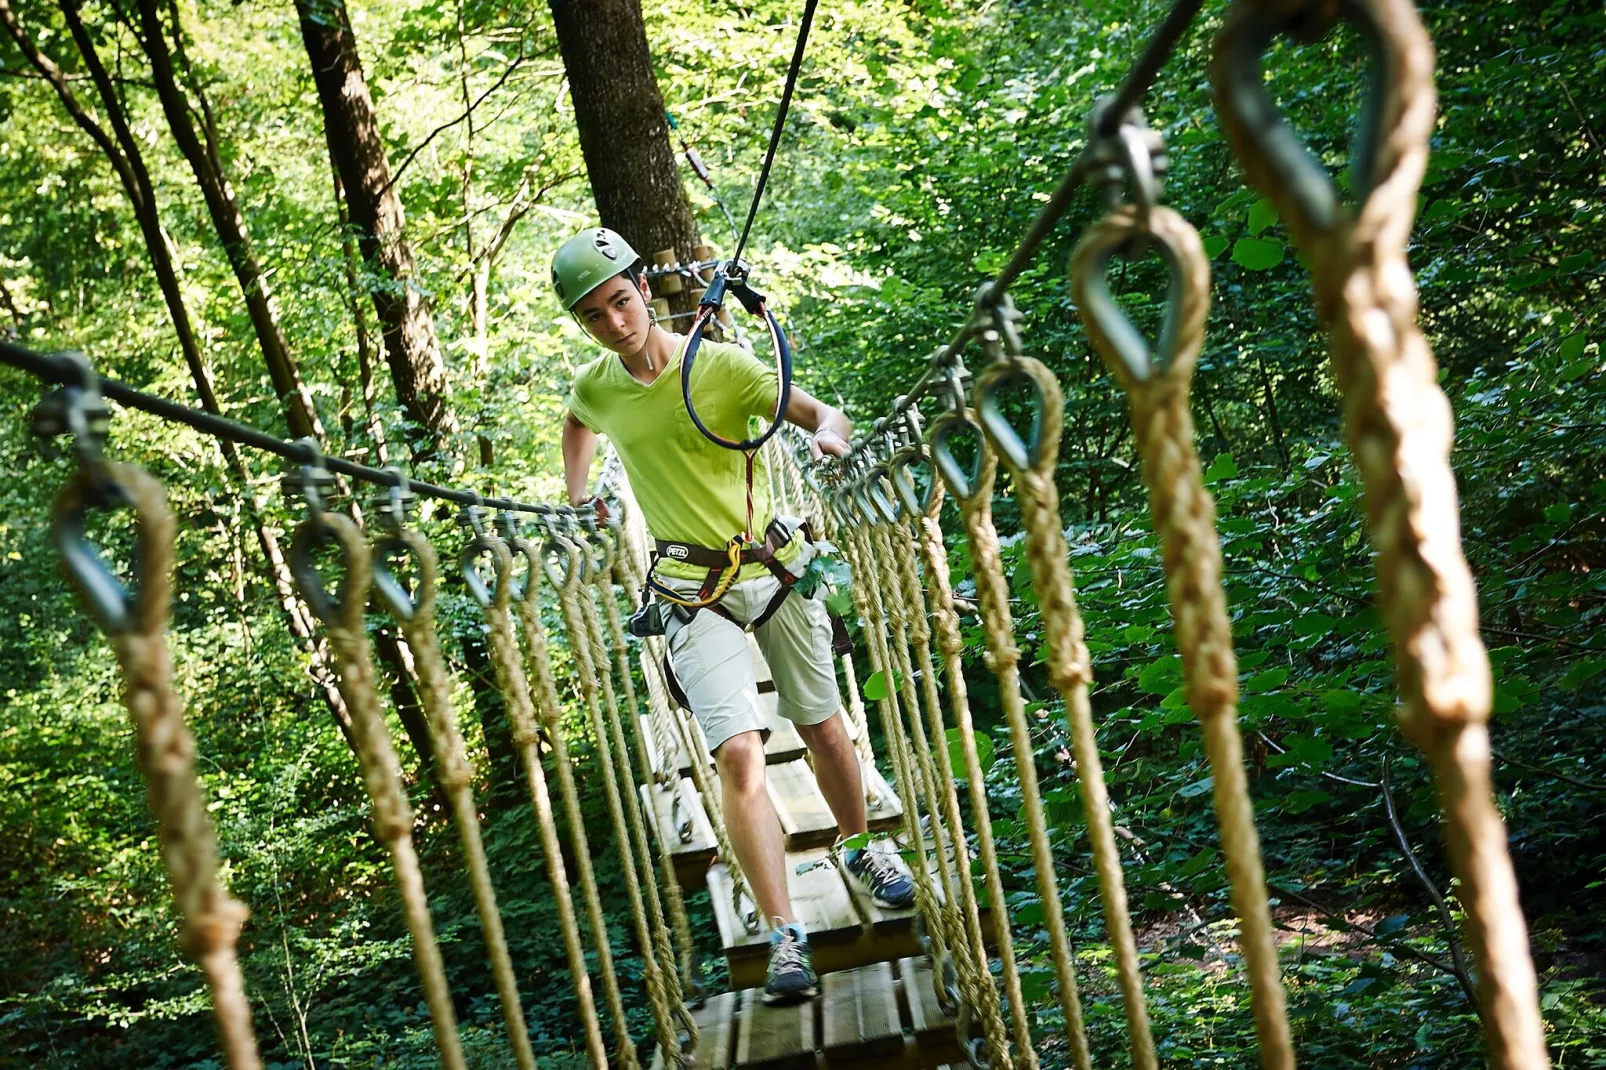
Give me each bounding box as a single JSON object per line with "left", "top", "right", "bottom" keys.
{"left": 928, "top": 408, "right": 988, "bottom": 503}
{"left": 371, "top": 528, "right": 434, "bottom": 624}
{"left": 1212, "top": 0, "right": 1396, "bottom": 243}
{"left": 288, "top": 509, "right": 365, "bottom": 630}
{"left": 1069, "top": 205, "right": 1211, "bottom": 391}
{"left": 680, "top": 263, "right": 793, "bottom": 452}
{"left": 459, "top": 498, "right": 508, "bottom": 609}
{"left": 53, "top": 461, "right": 148, "bottom": 637}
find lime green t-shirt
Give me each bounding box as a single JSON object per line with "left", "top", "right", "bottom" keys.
{"left": 566, "top": 337, "right": 794, "bottom": 580}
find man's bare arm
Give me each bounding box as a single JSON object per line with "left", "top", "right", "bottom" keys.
{"left": 562, "top": 412, "right": 600, "bottom": 506}
{"left": 782, "top": 385, "right": 852, "bottom": 458}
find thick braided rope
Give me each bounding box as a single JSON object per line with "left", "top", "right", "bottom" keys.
{"left": 554, "top": 555, "right": 681, "bottom": 1062}
{"left": 911, "top": 485, "right": 1042, "bottom": 1070}
{"left": 596, "top": 544, "right": 701, "bottom": 1021}
{"left": 1072, "top": 205, "right": 1294, "bottom": 1069}
{"left": 977, "top": 357, "right": 1156, "bottom": 1068}
{"left": 1212, "top": 4, "right": 1545, "bottom": 1064}
{"left": 608, "top": 518, "right": 685, "bottom": 787}
{"left": 512, "top": 547, "right": 634, "bottom": 1070}
{"left": 577, "top": 557, "right": 697, "bottom": 1049}
{"left": 866, "top": 521, "right": 966, "bottom": 953}
{"left": 792, "top": 469, "right": 875, "bottom": 767}
{"left": 881, "top": 509, "right": 1017, "bottom": 1066}
{"left": 381, "top": 529, "right": 537, "bottom": 1070}
{"left": 55, "top": 465, "right": 261, "bottom": 1070}
{"left": 837, "top": 525, "right": 948, "bottom": 958}
{"left": 475, "top": 537, "right": 610, "bottom": 1069}
{"left": 289, "top": 513, "right": 465, "bottom": 1070}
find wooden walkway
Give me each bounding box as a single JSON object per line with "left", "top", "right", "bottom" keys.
{"left": 640, "top": 638, "right": 972, "bottom": 1069}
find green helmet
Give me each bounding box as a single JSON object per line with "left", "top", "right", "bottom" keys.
{"left": 551, "top": 226, "right": 641, "bottom": 309}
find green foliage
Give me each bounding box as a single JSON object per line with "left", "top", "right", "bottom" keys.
{"left": 1, "top": 0, "right": 1604, "bottom": 1066}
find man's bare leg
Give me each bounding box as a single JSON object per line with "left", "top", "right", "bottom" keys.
{"left": 716, "top": 730, "right": 794, "bottom": 924}
{"left": 796, "top": 713, "right": 867, "bottom": 840}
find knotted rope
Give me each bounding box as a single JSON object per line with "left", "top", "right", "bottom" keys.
{"left": 467, "top": 532, "right": 609, "bottom": 1069}
{"left": 595, "top": 532, "right": 702, "bottom": 1011}
{"left": 288, "top": 511, "right": 465, "bottom": 1070}
{"left": 937, "top": 436, "right": 1092, "bottom": 1066}
{"left": 508, "top": 533, "right": 632, "bottom": 1070}
{"left": 552, "top": 535, "right": 686, "bottom": 1065}
{"left": 1071, "top": 203, "right": 1293, "bottom": 1069}
{"left": 54, "top": 463, "right": 261, "bottom": 1070}
{"left": 873, "top": 491, "right": 1017, "bottom": 1069}
{"left": 1212, "top": 3, "right": 1545, "bottom": 1064}
{"left": 370, "top": 527, "right": 537, "bottom": 1070}
{"left": 907, "top": 479, "right": 1029, "bottom": 1070}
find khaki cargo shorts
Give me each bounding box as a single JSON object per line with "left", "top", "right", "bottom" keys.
{"left": 661, "top": 524, "right": 842, "bottom": 754}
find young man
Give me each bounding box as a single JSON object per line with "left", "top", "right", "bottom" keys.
{"left": 554, "top": 227, "right": 914, "bottom": 1005}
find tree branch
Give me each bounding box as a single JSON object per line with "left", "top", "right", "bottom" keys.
{"left": 380, "top": 52, "right": 527, "bottom": 197}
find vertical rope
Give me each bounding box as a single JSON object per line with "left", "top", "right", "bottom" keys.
{"left": 1213, "top": 4, "right": 1546, "bottom": 1064}
{"left": 288, "top": 512, "right": 465, "bottom": 1070}
{"left": 910, "top": 483, "right": 1044, "bottom": 1070}
{"left": 975, "top": 356, "right": 1156, "bottom": 1069}
{"left": 1072, "top": 204, "right": 1293, "bottom": 1069}
{"left": 511, "top": 538, "right": 635, "bottom": 1070}
{"left": 553, "top": 542, "right": 683, "bottom": 1064}
{"left": 597, "top": 540, "right": 702, "bottom": 1009}
{"left": 378, "top": 529, "right": 538, "bottom": 1070}
{"left": 471, "top": 536, "right": 609, "bottom": 1070}
{"left": 54, "top": 464, "right": 262, "bottom": 1070}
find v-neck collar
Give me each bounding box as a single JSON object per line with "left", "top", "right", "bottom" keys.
{"left": 613, "top": 334, "right": 686, "bottom": 388}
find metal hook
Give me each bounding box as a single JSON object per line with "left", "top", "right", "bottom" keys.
{"left": 371, "top": 466, "right": 416, "bottom": 533}
{"left": 1086, "top": 94, "right": 1169, "bottom": 213}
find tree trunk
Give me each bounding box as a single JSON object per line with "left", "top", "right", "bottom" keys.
{"left": 331, "top": 169, "right": 391, "bottom": 466}
{"left": 295, "top": 0, "right": 457, "bottom": 459}
{"left": 132, "top": 0, "right": 324, "bottom": 443}
{"left": 4, "top": 0, "right": 356, "bottom": 747}
{"left": 548, "top": 0, "right": 704, "bottom": 317}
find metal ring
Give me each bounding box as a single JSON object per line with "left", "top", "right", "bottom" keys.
{"left": 459, "top": 534, "right": 504, "bottom": 609}
{"left": 927, "top": 409, "right": 986, "bottom": 502}
{"left": 371, "top": 532, "right": 431, "bottom": 623}
{"left": 1214, "top": 1, "right": 1386, "bottom": 238}
{"left": 507, "top": 536, "right": 544, "bottom": 603}
{"left": 52, "top": 465, "right": 138, "bottom": 635}
{"left": 1070, "top": 206, "right": 1209, "bottom": 389}
{"left": 289, "top": 514, "right": 363, "bottom": 625}
{"left": 975, "top": 360, "right": 1047, "bottom": 473}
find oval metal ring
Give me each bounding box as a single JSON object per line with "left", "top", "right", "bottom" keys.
{"left": 507, "top": 536, "right": 544, "bottom": 604}
{"left": 53, "top": 470, "right": 140, "bottom": 636}
{"left": 289, "top": 513, "right": 367, "bottom": 627}
{"left": 975, "top": 360, "right": 1047, "bottom": 473}
{"left": 459, "top": 535, "right": 509, "bottom": 609}
{"left": 371, "top": 533, "right": 432, "bottom": 623}
{"left": 887, "top": 447, "right": 930, "bottom": 518}
{"left": 927, "top": 409, "right": 986, "bottom": 503}
{"left": 1069, "top": 205, "right": 1210, "bottom": 391}
{"left": 543, "top": 536, "right": 585, "bottom": 591}
{"left": 1212, "top": 0, "right": 1390, "bottom": 240}
{"left": 862, "top": 464, "right": 900, "bottom": 524}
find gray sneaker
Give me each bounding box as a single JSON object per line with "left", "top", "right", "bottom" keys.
{"left": 763, "top": 924, "right": 818, "bottom": 1005}
{"left": 845, "top": 846, "right": 916, "bottom": 910}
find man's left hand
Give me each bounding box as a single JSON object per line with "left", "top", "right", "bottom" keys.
{"left": 811, "top": 428, "right": 850, "bottom": 460}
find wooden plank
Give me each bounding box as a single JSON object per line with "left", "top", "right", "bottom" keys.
{"left": 715, "top": 848, "right": 865, "bottom": 989}
{"left": 768, "top": 760, "right": 838, "bottom": 850}
{"left": 896, "top": 956, "right": 961, "bottom": 1065}
{"left": 820, "top": 961, "right": 902, "bottom": 1061}
{"left": 693, "top": 991, "right": 739, "bottom": 1070}
{"left": 736, "top": 986, "right": 815, "bottom": 1070}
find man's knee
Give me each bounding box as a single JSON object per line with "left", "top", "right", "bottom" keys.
{"left": 715, "top": 731, "right": 768, "bottom": 798}
{"left": 796, "top": 711, "right": 849, "bottom": 752}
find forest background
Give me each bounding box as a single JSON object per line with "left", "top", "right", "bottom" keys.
{"left": 0, "top": 0, "right": 1602, "bottom": 1067}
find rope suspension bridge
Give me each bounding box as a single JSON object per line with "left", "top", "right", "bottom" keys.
{"left": 0, "top": 0, "right": 1553, "bottom": 1068}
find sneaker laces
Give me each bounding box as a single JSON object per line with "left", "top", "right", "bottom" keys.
{"left": 858, "top": 848, "right": 906, "bottom": 892}
{"left": 771, "top": 931, "right": 807, "bottom": 973}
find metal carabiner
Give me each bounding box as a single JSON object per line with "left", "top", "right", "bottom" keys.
{"left": 1086, "top": 94, "right": 1169, "bottom": 214}
{"left": 285, "top": 439, "right": 351, "bottom": 623}
{"left": 973, "top": 295, "right": 1048, "bottom": 473}
{"left": 458, "top": 494, "right": 503, "bottom": 608}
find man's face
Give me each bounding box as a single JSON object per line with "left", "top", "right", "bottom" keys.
{"left": 573, "top": 272, "right": 652, "bottom": 356}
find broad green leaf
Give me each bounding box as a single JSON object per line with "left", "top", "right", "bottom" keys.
{"left": 864, "top": 670, "right": 901, "bottom": 702}
{"left": 1247, "top": 197, "right": 1278, "bottom": 235}
{"left": 1231, "top": 237, "right": 1285, "bottom": 270}
{"left": 946, "top": 727, "right": 995, "bottom": 776}
{"left": 1201, "top": 234, "right": 1228, "bottom": 258}
{"left": 1558, "top": 658, "right": 1606, "bottom": 692}
{"left": 1244, "top": 667, "right": 1289, "bottom": 693}
{"left": 1138, "top": 655, "right": 1182, "bottom": 695}
{"left": 1559, "top": 334, "right": 1587, "bottom": 361}
{"left": 1544, "top": 503, "right": 1572, "bottom": 525}
{"left": 1203, "top": 453, "right": 1238, "bottom": 484}
{"left": 1178, "top": 776, "right": 1214, "bottom": 799}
